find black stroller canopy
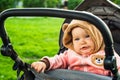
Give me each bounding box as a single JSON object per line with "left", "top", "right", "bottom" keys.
{"left": 0, "top": 0, "right": 120, "bottom": 80}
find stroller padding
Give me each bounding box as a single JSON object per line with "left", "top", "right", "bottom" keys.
{"left": 33, "top": 69, "right": 112, "bottom": 80}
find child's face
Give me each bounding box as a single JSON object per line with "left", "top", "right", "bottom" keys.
{"left": 72, "top": 27, "right": 95, "bottom": 56}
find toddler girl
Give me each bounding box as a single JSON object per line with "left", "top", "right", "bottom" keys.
{"left": 31, "top": 19, "right": 120, "bottom": 76}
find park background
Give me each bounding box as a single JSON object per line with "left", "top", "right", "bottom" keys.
{"left": 0, "top": 0, "right": 120, "bottom": 80}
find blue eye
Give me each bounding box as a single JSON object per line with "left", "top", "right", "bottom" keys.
{"left": 86, "top": 35, "right": 90, "bottom": 38}
{"left": 75, "top": 38, "right": 80, "bottom": 40}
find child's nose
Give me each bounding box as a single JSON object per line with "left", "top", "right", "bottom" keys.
{"left": 79, "top": 39, "right": 86, "bottom": 44}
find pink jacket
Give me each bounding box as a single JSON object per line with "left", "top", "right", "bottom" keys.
{"left": 44, "top": 49, "right": 120, "bottom": 76}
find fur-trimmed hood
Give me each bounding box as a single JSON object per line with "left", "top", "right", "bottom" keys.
{"left": 62, "top": 19, "right": 104, "bottom": 53}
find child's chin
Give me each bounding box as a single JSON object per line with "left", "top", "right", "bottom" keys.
{"left": 80, "top": 52, "right": 91, "bottom": 57}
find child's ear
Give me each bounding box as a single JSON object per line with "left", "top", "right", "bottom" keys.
{"left": 62, "top": 23, "right": 69, "bottom": 32}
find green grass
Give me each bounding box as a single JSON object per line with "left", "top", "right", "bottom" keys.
{"left": 0, "top": 17, "right": 64, "bottom": 80}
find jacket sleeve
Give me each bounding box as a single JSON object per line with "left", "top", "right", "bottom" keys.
{"left": 42, "top": 50, "right": 69, "bottom": 70}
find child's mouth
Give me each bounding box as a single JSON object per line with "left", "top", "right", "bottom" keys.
{"left": 81, "top": 46, "right": 89, "bottom": 50}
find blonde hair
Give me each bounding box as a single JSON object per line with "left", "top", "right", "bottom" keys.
{"left": 62, "top": 19, "right": 104, "bottom": 53}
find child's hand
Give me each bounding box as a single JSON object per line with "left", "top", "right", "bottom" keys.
{"left": 31, "top": 61, "right": 46, "bottom": 73}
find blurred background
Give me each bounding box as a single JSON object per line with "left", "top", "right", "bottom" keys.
{"left": 0, "top": 0, "right": 120, "bottom": 12}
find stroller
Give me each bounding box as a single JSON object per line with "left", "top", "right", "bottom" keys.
{"left": 0, "top": 0, "right": 120, "bottom": 80}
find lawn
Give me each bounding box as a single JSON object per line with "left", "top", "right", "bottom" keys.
{"left": 0, "top": 17, "right": 64, "bottom": 80}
